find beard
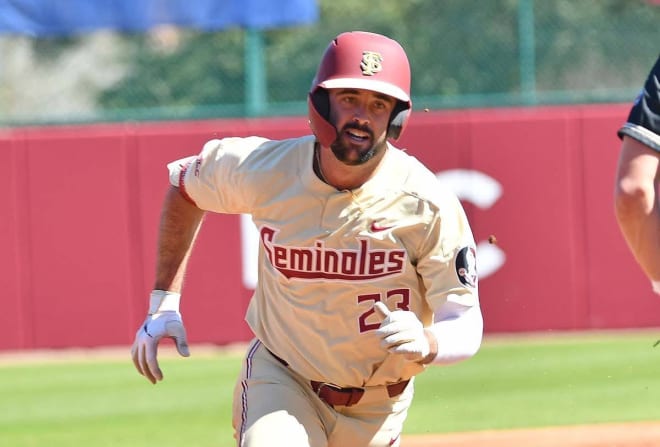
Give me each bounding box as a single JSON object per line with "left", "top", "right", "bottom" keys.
{"left": 330, "top": 123, "right": 388, "bottom": 166}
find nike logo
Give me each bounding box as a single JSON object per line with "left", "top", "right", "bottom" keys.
{"left": 370, "top": 221, "right": 393, "bottom": 232}
{"left": 389, "top": 433, "right": 401, "bottom": 446}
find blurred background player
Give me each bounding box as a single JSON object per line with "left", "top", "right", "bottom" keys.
{"left": 615, "top": 54, "right": 660, "bottom": 295}
{"left": 131, "top": 31, "right": 483, "bottom": 447}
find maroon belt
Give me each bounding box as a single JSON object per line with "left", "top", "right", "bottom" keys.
{"left": 311, "top": 379, "right": 409, "bottom": 407}
{"left": 266, "top": 346, "right": 410, "bottom": 407}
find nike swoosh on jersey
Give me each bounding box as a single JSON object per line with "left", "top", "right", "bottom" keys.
{"left": 370, "top": 221, "right": 394, "bottom": 232}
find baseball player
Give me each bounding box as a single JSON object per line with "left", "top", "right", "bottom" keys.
{"left": 131, "top": 31, "right": 483, "bottom": 447}
{"left": 615, "top": 54, "right": 660, "bottom": 295}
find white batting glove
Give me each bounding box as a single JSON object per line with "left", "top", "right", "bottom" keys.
{"left": 374, "top": 301, "right": 430, "bottom": 362}
{"left": 131, "top": 290, "right": 190, "bottom": 384}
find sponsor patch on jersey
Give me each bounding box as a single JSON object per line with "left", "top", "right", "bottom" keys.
{"left": 455, "top": 246, "right": 477, "bottom": 288}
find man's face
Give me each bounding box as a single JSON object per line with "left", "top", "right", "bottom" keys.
{"left": 327, "top": 88, "right": 397, "bottom": 165}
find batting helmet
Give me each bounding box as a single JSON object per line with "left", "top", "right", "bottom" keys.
{"left": 308, "top": 31, "right": 412, "bottom": 147}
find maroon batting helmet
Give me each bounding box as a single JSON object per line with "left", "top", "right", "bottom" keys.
{"left": 308, "top": 31, "right": 412, "bottom": 147}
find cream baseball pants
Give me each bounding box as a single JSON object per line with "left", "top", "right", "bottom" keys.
{"left": 232, "top": 339, "right": 414, "bottom": 447}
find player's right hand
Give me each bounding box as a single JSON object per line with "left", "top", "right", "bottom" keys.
{"left": 373, "top": 301, "right": 431, "bottom": 363}
{"left": 131, "top": 291, "right": 190, "bottom": 384}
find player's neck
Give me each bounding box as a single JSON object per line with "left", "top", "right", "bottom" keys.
{"left": 314, "top": 144, "right": 383, "bottom": 191}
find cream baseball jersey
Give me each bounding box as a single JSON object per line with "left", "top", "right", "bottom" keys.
{"left": 168, "top": 135, "right": 480, "bottom": 387}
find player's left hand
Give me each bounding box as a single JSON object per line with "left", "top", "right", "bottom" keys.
{"left": 374, "top": 302, "right": 430, "bottom": 362}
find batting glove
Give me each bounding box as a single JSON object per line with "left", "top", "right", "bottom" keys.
{"left": 374, "top": 301, "right": 431, "bottom": 363}
{"left": 131, "top": 290, "right": 190, "bottom": 384}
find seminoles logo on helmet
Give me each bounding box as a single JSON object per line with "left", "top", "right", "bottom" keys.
{"left": 361, "top": 51, "right": 383, "bottom": 76}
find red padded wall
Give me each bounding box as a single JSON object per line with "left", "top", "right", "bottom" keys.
{"left": 1, "top": 104, "right": 659, "bottom": 350}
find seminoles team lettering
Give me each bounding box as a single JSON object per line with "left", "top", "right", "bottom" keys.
{"left": 261, "top": 226, "right": 406, "bottom": 280}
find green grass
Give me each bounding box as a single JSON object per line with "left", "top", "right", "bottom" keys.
{"left": 407, "top": 331, "right": 660, "bottom": 435}
{"left": 2, "top": 331, "right": 660, "bottom": 446}
{"left": 0, "top": 352, "right": 237, "bottom": 446}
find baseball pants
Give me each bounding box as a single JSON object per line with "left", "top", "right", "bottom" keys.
{"left": 232, "top": 339, "right": 414, "bottom": 447}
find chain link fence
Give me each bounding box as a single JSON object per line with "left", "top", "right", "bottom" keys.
{"left": 0, "top": 0, "right": 658, "bottom": 126}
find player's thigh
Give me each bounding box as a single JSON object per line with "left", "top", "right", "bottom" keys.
{"left": 232, "top": 340, "right": 328, "bottom": 447}
{"left": 233, "top": 378, "right": 327, "bottom": 447}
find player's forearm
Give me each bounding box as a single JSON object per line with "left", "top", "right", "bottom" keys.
{"left": 154, "top": 186, "right": 205, "bottom": 292}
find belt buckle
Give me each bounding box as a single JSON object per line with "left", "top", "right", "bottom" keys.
{"left": 315, "top": 381, "right": 343, "bottom": 397}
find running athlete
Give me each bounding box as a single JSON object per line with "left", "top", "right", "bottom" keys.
{"left": 131, "top": 31, "right": 484, "bottom": 447}
{"left": 615, "top": 54, "right": 660, "bottom": 295}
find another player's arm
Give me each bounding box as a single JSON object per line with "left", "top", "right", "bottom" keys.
{"left": 614, "top": 54, "right": 660, "bottom": 293}
{"left": 614, "top": 136, "right": 660, "bottom": 286}
{"left": 154, "top": 185, "right": 206, "bottom": 292}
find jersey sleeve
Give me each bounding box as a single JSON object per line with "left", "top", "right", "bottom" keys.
{"left": 415, "top": 188, "right": 483, "bottom": 364}
{"left": 617, "top": 54, "right": 660, "bottom": 153}
{"left": 166, "top": 137, "right": 269, "bottom": 213}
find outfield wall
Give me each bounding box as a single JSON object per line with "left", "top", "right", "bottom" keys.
{"left": 2, "top": 104, "right": 659, "bottom": 351}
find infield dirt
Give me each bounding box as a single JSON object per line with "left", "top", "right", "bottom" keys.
{"left": 404, "top": 421, "right": 660, "bottom": 447}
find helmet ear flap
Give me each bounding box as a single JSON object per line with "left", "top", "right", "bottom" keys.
{"left": 387, "top": 102, "right": 410, "bottom": 141}
{"left": 307, "top": 89, "right": 337, "bottom": 147}
{"left": 310, "top": 88, "right": 330, "bottom": 118}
